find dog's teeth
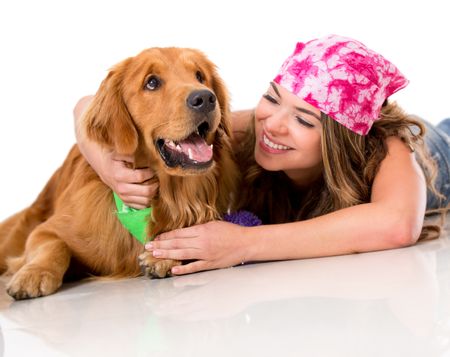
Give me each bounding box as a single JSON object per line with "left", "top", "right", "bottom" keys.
{"left": 176, "top": 144, "right": 182, "bottom": 152}
{"left": 167, "top": 140, "right": 176, "bottom": 148}
{"left": 188, "top": 148, "right": 193, "bottom": 160}
{"left": 209, "top": 144, "right": 213, "bottom": 149}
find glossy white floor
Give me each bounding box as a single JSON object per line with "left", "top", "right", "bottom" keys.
{"left": 1, "top": 219, "right": 449, "bottom": 357}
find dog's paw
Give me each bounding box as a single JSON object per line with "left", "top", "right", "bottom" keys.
{"left": 6, "top": 265, "right": 62, "bottom": 300}
{"left": 138, "top": 251, "right": 182, "bottom": 279}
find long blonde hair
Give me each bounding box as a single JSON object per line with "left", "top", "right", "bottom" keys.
{"left": 235, "top": 101, "right": 443, "bottom": 239}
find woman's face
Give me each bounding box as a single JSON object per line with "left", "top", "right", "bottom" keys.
{"left": 254, "top": 82, "right": 323, "bottom": 185}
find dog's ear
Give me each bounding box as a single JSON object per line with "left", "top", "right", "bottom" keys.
{"left": 83, "top": 58, "right": 138, "bottom": 155}
{"left": 211, "top": 71, "right": 232, "bottom": 138}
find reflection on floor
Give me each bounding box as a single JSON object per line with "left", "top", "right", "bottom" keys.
{"left": 0, "top": 216, "right": 449, "bottom": 357}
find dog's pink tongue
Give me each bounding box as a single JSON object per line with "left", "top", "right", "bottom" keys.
{"left": 179, "top": 134, "right": 213, "bottom": 162}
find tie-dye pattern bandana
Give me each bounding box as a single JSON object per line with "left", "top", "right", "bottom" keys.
{"left": 274, "top": 35, "right": 409, "bottom": 135}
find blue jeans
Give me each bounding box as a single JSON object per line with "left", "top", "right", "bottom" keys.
{"left": 424, "top": 118, "right": 450, "bottom": 209}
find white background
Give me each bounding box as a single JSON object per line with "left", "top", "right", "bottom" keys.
{"left": 0, "top": 0, "right": 448, "bottom": 220}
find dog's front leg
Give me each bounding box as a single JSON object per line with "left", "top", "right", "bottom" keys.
{"left": 6, "top": 220, "right": 71, "bottom": 300}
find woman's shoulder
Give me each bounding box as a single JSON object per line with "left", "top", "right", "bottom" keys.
{"left": 231, "top": 109, "right": 253, "bottom": 146}
{"left": 384, "top": 136, "right": 414, "bottom": 156}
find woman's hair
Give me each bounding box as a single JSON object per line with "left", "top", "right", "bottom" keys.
{"left": 235, "top": 101, "right": 443, "bottom": 240}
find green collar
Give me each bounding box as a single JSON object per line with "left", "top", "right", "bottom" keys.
{"left": 113, "top": 192, "right": 153, "bottom": 244}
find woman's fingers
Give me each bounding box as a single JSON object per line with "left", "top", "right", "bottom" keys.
{"left": 115, "top": 182, "right": 158, "bottom": 207}
{"left": 119, "top": 197, "right": 150, "bottom": 210}
{"left": 115, "top": 184, "right": 156, "bottom": 198}
{"left": 147, "top": 238, "right": 202, "bottom": 258}
{"left": 152, "top": 247, "right": 201, "bottom": 261}
{"left": 109, "top": 156, "right": 155, "bottom": 186}
{"left": 116, "top": 191, "right": 152, "bottom": 209}
{"left": 111, "top": 160, "right": 158, "bottom": 208}
{"left": 171, "top": 261, "right": 209, "bottom": 275}
{"left": 148, "top": 237, "right": 201, "bottom": 250}
{"left": 113, "top": 163, "right": 155, "bottom": 184}
{"left": 155, "top": 226, "right": 200, "bottom": 241}
{"left": 143, "top": 221, "right": 244, "bottom": 275}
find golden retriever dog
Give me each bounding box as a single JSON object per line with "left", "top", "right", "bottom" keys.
{"left": 0, "top": 47, "right": 238, "bottom": 300}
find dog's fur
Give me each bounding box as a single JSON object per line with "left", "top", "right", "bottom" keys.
{"left": 0, "top": 47, "right": 238, "bottom": 299}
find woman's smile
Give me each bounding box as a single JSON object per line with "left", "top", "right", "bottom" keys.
{"left": 259, "top": 130, "right": 292, "bottom": 154}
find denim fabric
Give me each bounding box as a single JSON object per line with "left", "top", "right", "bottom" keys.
{"left": 424, "top": 118, "right": 450, "bottom": 209}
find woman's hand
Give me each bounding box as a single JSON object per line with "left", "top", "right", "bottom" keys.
{"left": 74, "top": 96, "right": 158, "bottom": 209}
{"left": 95, "top": 151, "right": 158, "bottom": 209}
{"left": 145, "top": 221, "right": 251, "bottom": 275}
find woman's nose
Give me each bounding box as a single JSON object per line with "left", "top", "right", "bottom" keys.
{"left": 264, "top": 110, "right": 289, "bottom": 135}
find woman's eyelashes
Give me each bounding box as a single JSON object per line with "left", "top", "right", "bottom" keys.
{"left": 263, "top": 93, "right": 278, "bottom": 104}
{"left": 263, "top": 92, "right": 314, "bottom": 128}
{"left": 296, "top": 116, "right": 314, "bottom": 128}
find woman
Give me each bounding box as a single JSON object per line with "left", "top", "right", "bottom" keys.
{"left": 75, "top": 35, "right": 450, "bottom": 276}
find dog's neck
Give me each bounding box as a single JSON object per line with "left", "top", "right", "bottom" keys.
{"left": 125, "top": 132, "right": 236, "bottom": 236}
{"left": 121, "top": 143, "right": 218, "bottom": 234}
{"left": 150, "top": 171, "right": 222, "bottom": 236}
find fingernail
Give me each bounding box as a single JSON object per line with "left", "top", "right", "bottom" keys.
{"left": 145, "top": 243, "right": 153, "bottom": 250}
{"left": 171, "top": 267, "right": 179, "bottom": 274}
{"left": 153, "top": 250, "right": 161, "bottom": 257}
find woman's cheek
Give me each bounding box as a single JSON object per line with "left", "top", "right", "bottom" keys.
{"left": 254, "top": 98, "right": 271, "bottom": 122}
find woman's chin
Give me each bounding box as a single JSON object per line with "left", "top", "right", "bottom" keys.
{"left": 255, "top": 150, "right": 281, "bottom": 171}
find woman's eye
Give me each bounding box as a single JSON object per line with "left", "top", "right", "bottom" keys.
{"left": 196, "top": 71, "right": 204, "bottom": 83}
{"left": 296, "top": 116, "right": 314, "bottom": 128}
{"left": 145, "top": 75, "right": 161, "bottom": 90}
{"left": 263, "top": 94, "right": 278, "bottom": 104}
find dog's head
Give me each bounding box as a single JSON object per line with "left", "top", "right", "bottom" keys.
{"left": 83, "top": 47, "right": 231, "bottom": 176}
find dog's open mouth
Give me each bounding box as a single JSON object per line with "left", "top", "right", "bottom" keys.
{"left": 156, "top": 121, "right": 213, "bottom": 170}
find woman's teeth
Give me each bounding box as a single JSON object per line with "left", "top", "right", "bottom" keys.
{"left": 263, "top": 134, "right": 291, "bottom": 150}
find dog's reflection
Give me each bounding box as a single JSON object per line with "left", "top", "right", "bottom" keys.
{"left": 0, "top": 240, "right": 449, "bottom": 356}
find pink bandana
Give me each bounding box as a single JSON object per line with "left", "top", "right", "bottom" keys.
{"left": 274, "top": 35, "right": 409, "bottom": 135}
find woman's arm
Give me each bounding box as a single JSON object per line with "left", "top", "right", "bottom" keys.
{"left": 74, "top": 100, "right": 252, "bottom": 208}
{"left": 246, "top": 137, "right": 427, "bottom": 260}
{"left": 74, "top": 96, "right": 157, "bottom": 209}
{"left": 147, "top": 136, "right": 427, "bottom": 275}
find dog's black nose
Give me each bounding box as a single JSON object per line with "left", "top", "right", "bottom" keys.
{"left": 187, "top": 90, "right": 216, "bottom": 113}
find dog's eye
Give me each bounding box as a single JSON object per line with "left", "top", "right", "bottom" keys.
{"left": 196, "top": 71, "right": 204, "bottom": 84}
{"left": 145, "top": 75, "right": 161, "bottom": 91}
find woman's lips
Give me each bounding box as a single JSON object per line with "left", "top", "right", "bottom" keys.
{"left": 259, "top": 131, "right": 292, "bottom": 154}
